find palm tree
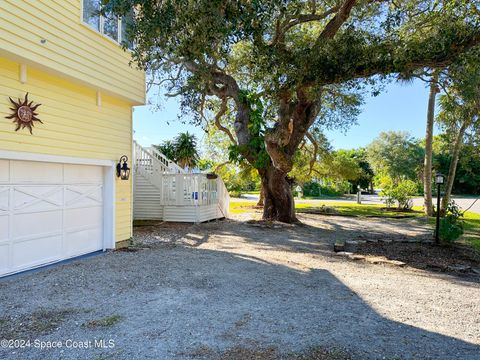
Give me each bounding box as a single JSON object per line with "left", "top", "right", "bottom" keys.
{"left": 423, "top": 70, "right": 440, "bottom": 216}
{"left": 153, "top": 140, "right": 176, "bottom": 161}
{"left": 174, "top": 132, "right": 199, "bottom": 169}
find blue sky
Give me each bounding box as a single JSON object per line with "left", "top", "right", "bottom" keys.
{"left": 133, "top": 78, "right": 440, "bottom": 151}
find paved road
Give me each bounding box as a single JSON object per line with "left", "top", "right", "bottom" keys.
{"left": 239, "top": 193, "right": 480, "bottom": 214}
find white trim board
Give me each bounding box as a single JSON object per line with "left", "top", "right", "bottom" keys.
{"left": 0, "top": 149, "right": 115, "bottom": 167}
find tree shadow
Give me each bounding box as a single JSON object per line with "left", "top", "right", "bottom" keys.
{"left": 134, "top": 215, "right": 478, "bottom": 283}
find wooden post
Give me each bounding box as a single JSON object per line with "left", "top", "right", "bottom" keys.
{"left": 176, "top": 174, "right": 184, "bottom": 205}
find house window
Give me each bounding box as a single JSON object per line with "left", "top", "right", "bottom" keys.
{"left": 121, "top": 10, "right": 135, "bottom": 49}
{"left": 83, "top": 0, "right": 101, "bottom": 31}
{"left": 82, "top": 0, "right": 134, "bottom": 49}
{"left": 103, "top": 11, "right": 119, "bottom": 41}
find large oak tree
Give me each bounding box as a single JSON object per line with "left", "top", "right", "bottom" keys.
{"left": 107, "top": 0, "right": 480, "bottom": 223}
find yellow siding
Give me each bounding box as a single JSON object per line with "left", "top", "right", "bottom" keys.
{"left": 0, "top": 56, "right": 133, "bottom": 242}
{"left": 0, "top": 0, "right": 145, "bottom": 105}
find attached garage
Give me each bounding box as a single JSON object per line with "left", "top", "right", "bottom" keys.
{"left": 0, "top": 154, "right": 115, "bottom": 278}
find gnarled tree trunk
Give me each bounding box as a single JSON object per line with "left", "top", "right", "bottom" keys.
{"left": 423, "top": 71, "right": 439, "bottom": 216}
{"left": 260, "top": 167, "right": 296, "bottom": 223}
{"left": 257, "top": 186, "right": 265, "bottom": 207}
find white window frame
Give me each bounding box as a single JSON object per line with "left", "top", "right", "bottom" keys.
{"left": 80, "top": 0, "right": 129, "bottom": 47}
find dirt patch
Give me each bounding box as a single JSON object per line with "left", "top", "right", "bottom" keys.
{"left": 246, "top": 220, "right": 296, "bottom": 229}
{"left": 353, "top": 242, "right": 480, "bottom": 276}
{"left": 0, "top": 309, "right": 76, "bottom": 339}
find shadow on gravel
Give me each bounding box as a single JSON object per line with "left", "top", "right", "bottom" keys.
{"left": 1, "top": 220, "right": 478, "bottom": 359}
{"left": 136, "top": 217, "right": 476, "bottom": 283}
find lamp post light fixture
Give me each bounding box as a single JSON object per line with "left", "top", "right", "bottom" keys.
{"left": 116, "top": 155, "right": 130, "bottom": 180}
{"left": 434, "top": 172, "right": 445, "bottom": 244}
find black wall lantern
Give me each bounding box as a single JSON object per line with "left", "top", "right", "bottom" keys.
{"left": 116, "top": 155, "right": 130, "bottom": 180}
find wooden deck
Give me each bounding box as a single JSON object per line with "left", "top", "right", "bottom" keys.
{"left": 133, "top": 142, "right": 230, "bottom": 223}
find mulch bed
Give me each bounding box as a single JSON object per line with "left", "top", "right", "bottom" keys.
{"left": 354, "top": 241, "right": 480, "bottom": 275}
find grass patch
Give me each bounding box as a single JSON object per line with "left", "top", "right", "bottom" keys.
{"left": 461, "top": 212, "right": 480, "bottom": 251}
{"left": 0, "top": 309, "right": 75, "bottom": 339}
{"left": 230, "top": 200, "right": 424, "bottom": 218}
{"left": 297, "top": 202, "right": 425, "bottom": 218}
{"left": 229, "top": 201, "right": 264, "bottom": 214}
{"left": 83, "top": 314, "right": 122, "bottom": 329}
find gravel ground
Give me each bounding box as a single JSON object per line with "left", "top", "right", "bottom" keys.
{"left": 0, "top": 214, "right": 479, "bottom": 359}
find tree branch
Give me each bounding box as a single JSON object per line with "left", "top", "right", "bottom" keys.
{"left": 214, "top": 98, "right": 237, "bottom": 145}
{"left": 305, "top": 132, "right": 318, "bottom": 176}
{"left": 273, "top": 6, "right": 340, "bottom": 45}
{"left": 316, "top": 0, "right": 357, "bottom": 41}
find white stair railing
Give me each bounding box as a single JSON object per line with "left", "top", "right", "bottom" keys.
{"left": 133, "top": 141, "right": 166, "bottom": 190}
{"left": 148, "top": 146, "right": 185, "bottom": 174}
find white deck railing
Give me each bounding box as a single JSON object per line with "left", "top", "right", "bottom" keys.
{"left": 160, "top": 173, "right": 219, "bottom": 206}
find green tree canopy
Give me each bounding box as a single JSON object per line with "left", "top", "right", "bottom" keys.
{"left": 366, "top": 131, "right": 424, "bottom": 183}
{"left": 106, "top": 0, "right": 480, "bottom": 222}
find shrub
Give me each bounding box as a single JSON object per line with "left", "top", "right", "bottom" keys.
{"left": 438, "top": 200, "right": 464, "bottom": 244}
{"left": 392, "top": 180, "right": 418, "bottom": 210}
{"left": 380, "top": 178, "right": 417, "bottom": 210}
{"left": 303, "top": 181, "right": 321, "bottom": 197}
{"left": 302, "top": 182, "right": 343, "bottom": 197}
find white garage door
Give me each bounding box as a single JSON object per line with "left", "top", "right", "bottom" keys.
{"left": 0, "top": 159, "right": 104, "bottom": 277}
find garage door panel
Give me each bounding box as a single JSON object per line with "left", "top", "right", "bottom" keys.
{"left": 11, "top": 161, "right": 63, "bottom": 183}
{"left": 11, "top": 235, "right": 63, "bottom": 270}
{"left": 65, "top": 228, "right": 102, "bottom": 257}
{"left": 0, "top": 216, "right": 8, "bottom": 240}
{"left": 12, "top": 210, "right": 62, "bottom": 239}
{"left": 65, "top": 185, "right": 103, "bottom": 208}
{"left": 0, "top": 187, "right": 8, "bottom": 211}
{"left": 64, "top": 164, "right": 104, "bottom": 183}
{"left": 0, "top": 243, "right": 9, "bottom": 272}
{"left": 13, "top": 186, "right": 63, "bottom": 212}
{"left": 65, "top": 206, "right": 102, "bottom": 229}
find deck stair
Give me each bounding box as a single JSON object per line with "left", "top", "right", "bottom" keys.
{"left": 133, "top": 141, "right": 229, "bottom": 222}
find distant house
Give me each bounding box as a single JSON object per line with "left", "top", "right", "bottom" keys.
{"left": 0, "top": 0, "right": 145, "bottom": 277}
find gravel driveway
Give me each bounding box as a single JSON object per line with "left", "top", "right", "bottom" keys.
{"left": 0, "top": 214, "right": 479, "bottom": 359}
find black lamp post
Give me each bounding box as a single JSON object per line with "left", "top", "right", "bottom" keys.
{"left": 116, "top": 155, "right": 130, "bottom": 180}
{"left": 435, "top": 172, "right": 445, "bottom": 244}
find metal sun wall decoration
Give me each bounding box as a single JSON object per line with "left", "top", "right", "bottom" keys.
{"left": 5, "top": 93, "right": 42, "bottom": 134}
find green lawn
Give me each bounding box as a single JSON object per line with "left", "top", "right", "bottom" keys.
{"left": 229, "top": 200, "right": 424, "bottom": 218}
{"left": 229, "top": 200, "right": 480, "bottom": 250}
{"left": 458, "top": 212, "right": 480, "bottom": 251}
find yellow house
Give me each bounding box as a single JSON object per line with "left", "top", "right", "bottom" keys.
{"left": 0, "top": 0, "right": 145, "bottom": 277}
